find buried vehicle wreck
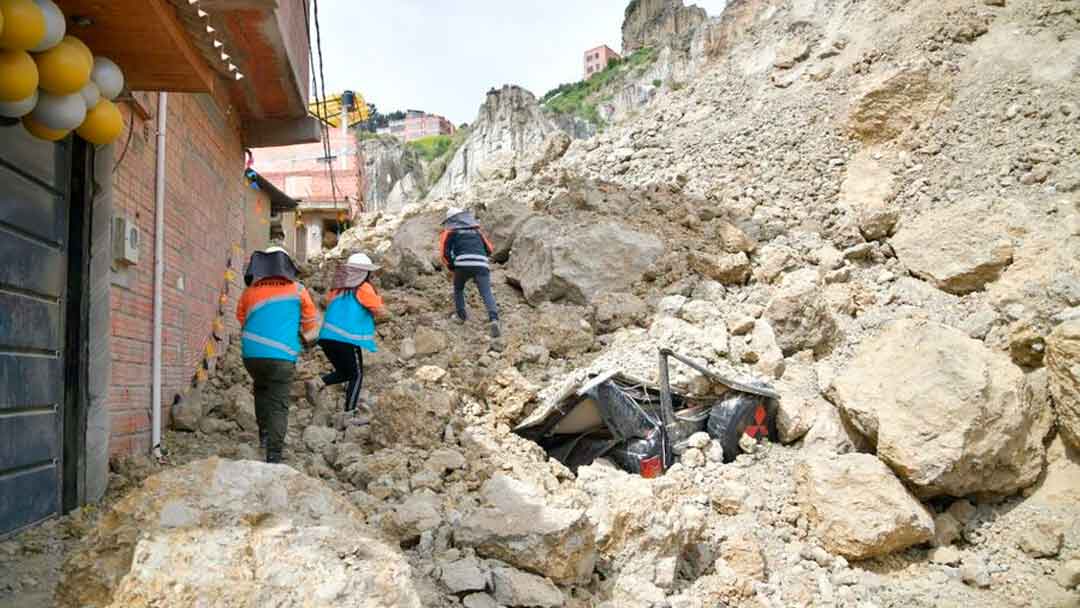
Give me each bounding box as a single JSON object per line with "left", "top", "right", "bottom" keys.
{"left": 515, "top": 349, "right": 780, "bottom": 477}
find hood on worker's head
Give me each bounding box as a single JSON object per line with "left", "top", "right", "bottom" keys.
{"left": 244, "top": 247, "right": 299, "bottom": 286}
{"left": 442, "top": 208, "right": 479, "bottom": 230}
{"left": 332, "top": 252, "right": 379, "bottom": 289}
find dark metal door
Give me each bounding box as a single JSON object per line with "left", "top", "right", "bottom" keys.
{"left": 0, "top": 125, "right": 72, "bottom": 537}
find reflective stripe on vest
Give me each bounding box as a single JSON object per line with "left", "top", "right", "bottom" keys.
{"left": 319, "top": 289, "right": 378, "bottom": 352}
{"left": 242, "top": 284, "right": 302, "bottom": 361}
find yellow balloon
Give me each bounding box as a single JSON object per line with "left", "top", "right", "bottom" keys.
{"left": 62, "top": 35, "right": 92, "bottom": 70}
{"left": 23, "top": 114, "right": 68, "bottom": 141}
{"left": 35, "top": 37, "right": 90, "bottom": 94}
{"left": 76, "top": 98, "right": 123, "bottom": 145}
{"left": 0, "top": 0, "right": 45, "bottom": 51}
{"left": 0, "top": 48, "right": 36, "bottom": 101}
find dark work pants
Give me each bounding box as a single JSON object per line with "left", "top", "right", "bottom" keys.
{"left": 453, "top": 267, "right": 500, "bottom": 322}
{"left": 318, "top": 339, "right": 365, "bottom": 412}
{"left": 243, "top": 358, "right": 296, "bottom": 458}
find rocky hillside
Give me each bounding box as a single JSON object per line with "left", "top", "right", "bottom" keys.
{"left": 359, "top": 135, "right": 428, "bottom": 213}
{"left": 623, "top": 0, "right": 708, "bottom": 53}
{"left": 428, "top": 85, "right": 567, "bottom": 199}
{"left": 50, "top": 0, "right": 1080, "bottom": 607}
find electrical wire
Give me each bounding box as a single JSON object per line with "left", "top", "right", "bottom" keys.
{"left": 301, "top": 0, "right": 343, "bottom": 236}
{"left": 112, "top": 111, "right": 136, "bottom": 175}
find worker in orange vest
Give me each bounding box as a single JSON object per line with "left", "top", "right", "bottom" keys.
{"left": 236, "top": 246, "right": 319, "bottom": 463}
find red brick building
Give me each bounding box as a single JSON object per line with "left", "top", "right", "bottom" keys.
{"left": 0, "top": 0, "right": 315, "bottom": 537}
{"left": 378, "top": 110, "right": 455, "bottom": 142}
{"left": 253, "top": 125, "right": 363, "bottom": 261}
{"left": 584, "top": 45, "right": 622, "bottom": 78}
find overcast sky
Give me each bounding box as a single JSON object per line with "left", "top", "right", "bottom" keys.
{"left": 315, "top": 0, "right": 729, "bottom": 125}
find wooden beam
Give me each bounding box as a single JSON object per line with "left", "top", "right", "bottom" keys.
{"left": 198, "top": 0, "right": 279, "bottom": 9}
{"left": 242, "top": 117, "right": 322, "bottom": 148}
{"left": 147, "top": 0, "right": 218, "bottom": 95}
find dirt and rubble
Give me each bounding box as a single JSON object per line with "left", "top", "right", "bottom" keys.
{"left": 4, "top": 0, "right": 1080, "bottom": 605}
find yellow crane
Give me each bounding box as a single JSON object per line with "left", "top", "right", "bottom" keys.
{"left": 308, "top": 90, "right": 371, "bottom": 128}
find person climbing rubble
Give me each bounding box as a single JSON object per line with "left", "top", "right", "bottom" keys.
{"left": 306, "top": 252, "right": 390, "bottom": 424}
{"left": 236, "top": 246, "right": 319, "bottom": 463}
{"left": 439, "top": 207, "right": 502, "bottom": 338}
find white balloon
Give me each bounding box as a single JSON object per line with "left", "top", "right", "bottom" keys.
{"left": 91, "top": 57, "right": 124, "bottom": 101}
{"left": 79, "top": 80, "right": 100, "bottom": 109}
{"left": 30, "top": 0, "right": 67, "bottom": 53}
{"left": 0, "top": 90, "right": 39, "bottom": 119}
{"left": 32, "top": 91, "right": 86, "bottom": 130}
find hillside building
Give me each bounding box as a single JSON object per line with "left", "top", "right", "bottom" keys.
{"left": 585, "top": 45, "right": 622, "bottom": 78}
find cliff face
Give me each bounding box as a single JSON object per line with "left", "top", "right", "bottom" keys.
{"left": 360, "top": 137, "right": 428, "bottom": 213}
{"left": 428, "top": 86, "right": 561, "bottom": 199}
{"left": 622, "top": 0, "right": 708, "bottom": 54}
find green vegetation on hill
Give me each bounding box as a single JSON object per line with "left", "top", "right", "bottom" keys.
{"left": 425, "top": 127, "right": 470, "bottom": 186}
{"left": 540, "top": 46, "right": 659, "bottom": 128}
{"left": 406, "top": 135, "right": 454, "bottom": 162}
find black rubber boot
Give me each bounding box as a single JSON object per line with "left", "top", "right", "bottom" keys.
{"left": 259, "top": 430, "right": 268, "bottom": 450}
{"left": 490, "top": 321, "right": 502, "bottom": 339}
{"left": 266, "top": 450, "right": 283, "bottom": 464}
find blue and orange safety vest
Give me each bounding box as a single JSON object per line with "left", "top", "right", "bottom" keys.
{"left": 319, "top": 283, "right": 383, "bottom": 353}
{"left": 236, "top": 279, "right": 318, "bottom": 362}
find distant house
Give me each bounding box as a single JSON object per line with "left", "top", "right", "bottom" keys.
{"left": 377, "top": 110, "right": 455, "bottom": 142}
{"left": 585, "top": 45, "right": 621, "bottom": 79}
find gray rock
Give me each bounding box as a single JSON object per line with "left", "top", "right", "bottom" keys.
{"left": 463, "top": 593, "right": 501, "bottom": 608}
{"left": 689, "top": 250, "right": 751, "bottom": 285}
{"left": 764, "top": 269, "right": 840, "bottom": 356}
{"left": 440, "top": 557, "right": 489, "bottom": 593}
{"left": 301, "top": 425, "right": 337, "bottom": 455}
{"left": 491, "top": 567, "right": 564, "bottom": 607}
{"left": 508, "top": 218, "right": 664, "bottom": 306}
{"left": 891, "top": 198, "right": 1014, "bottom": 295}
{"left": 170, "top": 388, "right": 203, "bottom": 432}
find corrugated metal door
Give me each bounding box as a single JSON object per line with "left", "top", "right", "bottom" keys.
{"left": 0, "top": 125, "right": 72, "bottom": 537}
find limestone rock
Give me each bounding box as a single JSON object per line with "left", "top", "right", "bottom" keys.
{"left": 720, "top": 533, "right": 767, "bottom": 582}
{"left": 440, "top": 557, "right": 488, "bottom": 593}
{"left": 526, "top": 303, "right": 596, "bottom": 358}
{"left": 763, "top": 269, "right": 840, "bottom": 356}
{"left": 508, "top": 218, "right": 664, "bottom": 305}
{"left": 429, "top": 86, "right": 560, "bottom": 198}
{"left": 360, "top": 136, "right": 427, "bottom": 214}
{"left": 747, "top": 319, "right": 785, "bottom": 378}
{"left": 454, "top": 476, "right": 596, "bottom": 584}
{"left": 795, "top": 452, "right": 934, "bottom": 560}
{"left": 170, "top": 388, "right": 203, "bottom": 432}
{"left": 801, "top": 400, "right": 867, "bottom": 455}
{"left": 1018, "top": 520, "right": 1063, "bottom": 558}
{"left": 485, "top": 366, "right": 540, "bottom": 425}
{"left": 388, "top": 490, "right": 443, "bottom": 541}
{"left": 414, "top": 327, "right": 448, "bottom": 356}
{"left": 830, "top": 320, "right": 1051, "bottom": 498}
{"left": 1056, "top": 560, "right": 1080, "bottom": 590}
{"left": 219, "top": 384, "right": 258, "bottom": 434}
{"left": 486, "top": 198, "right": 536, "bottom": 262}
{"left": 301, "top": 425, "right": 337, "bottom": 455}
{"left": 1047, "top": 319, "right": 1080, "bottom": 451}
{"left": 491, "top": 567, "right": 565, "bottom": 608}
{"left": 932, "top": 512, "right": 962, "bottom": 547}
{"left": 848, "top": 66, "right": 950, "bottom": 144}
{"left": 689, "top": 250, "right": 751, "bottom": 285}
{"left": 593, "top": 291, "right": 650, "bottom": 333}
{"left": 623, "top": 0, "right": 707, "bottom": 54}
{"left": 891, "top": 198, "right": 1014, "bottom": 295}
{"left": 54, "top": 458, "right": 421, "bottom": 608}
{"left": 839, "top": 151, "right": 899, "bottom": 241}
{"left": 370, "top": 382, "right": 458, "bottom": 449}
{"left": 774, "top": 361, "right": 826, "bottom": 444}
{"left": 381, "top": 211, "right": 443, "bottom": 283}
{"left": 576, "top": 464, "right": 706, "bottom": 589}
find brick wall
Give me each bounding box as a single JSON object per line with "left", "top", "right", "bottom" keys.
{"left": 108, "top": 93, "right": 254, "bottom": 456}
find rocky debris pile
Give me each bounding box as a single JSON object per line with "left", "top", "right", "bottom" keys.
{"left": 118, "top": 0, "right": 1080, "bottom": 606}
{"left": 54, "top": 458, "right": 421, "bottom": 608}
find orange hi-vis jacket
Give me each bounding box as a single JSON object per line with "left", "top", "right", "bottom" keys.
{"left": 236, "top": 278, "right": 319, "bottom": 362}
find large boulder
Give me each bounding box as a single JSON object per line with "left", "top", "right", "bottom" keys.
{"left": 763, "top": 269, "right": 840, "bottom": 356}
{"left": 219, "top": 384, "right": 257, "bottom": 433}
{"left": 891, "top": 198, "right": 1014, "bottom": 295}
{"left": 485, "top": 198, "right": 536, "bottom": 262}
{"left": 454, "top": 475, "right": 596, "bottom": 585}
{"left": 507, "top": 218, "right": 664, "bottom": 305}
{"left": 370, "top": 382, "right": 458, "bottom": 449}
{"left": 55, "top": 458, "right": 420, "bottom": 607}
{"left": 380, "top": 211, "right": 443, "bottom": 283}
{"left": 1047, "top": 319, "right": 1080, "bottom": 450}
{"left": 576, "top": 463, "right": 707, "bottom": 590}
{"left": 829, "top": 320, "right": 1052, "bottom": 498}
{"left": 795, "top": 453, "right": 934, "bottom": 560}
{"left": 839, "top": 151, "right": 899, "bottom": 240}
